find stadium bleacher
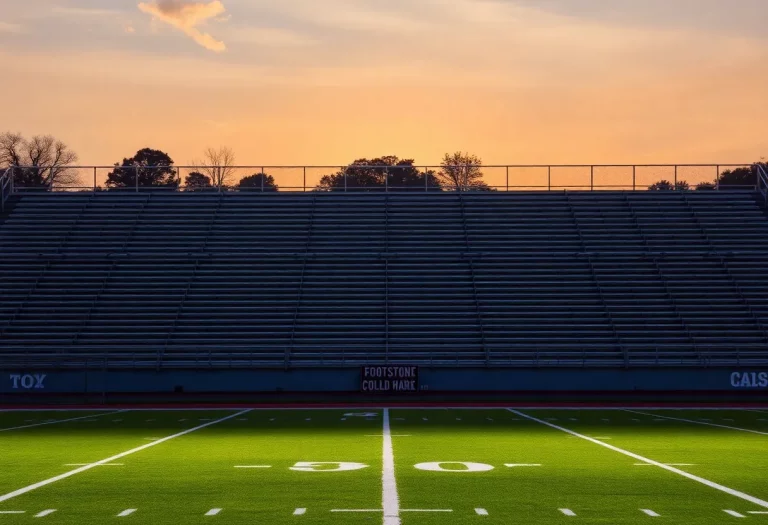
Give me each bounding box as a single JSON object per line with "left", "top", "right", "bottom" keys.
{"left": 1, "top": 190, "right": 768, "bottom": 370}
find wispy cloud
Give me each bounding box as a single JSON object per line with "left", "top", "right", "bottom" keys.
{"left": 229, "top": 26, "right": 315, "bottom": 48}
{"left": 0, "top": 21, "right": 24, "bottom": 34}
{"left": 50, "top": 6, "right": 124, "bottom": 17}
{"left": 138, "top": 0, "right": 227, "bottom": 52}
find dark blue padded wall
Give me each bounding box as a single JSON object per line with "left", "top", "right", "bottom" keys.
{"left": 1, "top": 190, "right": 767, "bottom": 369}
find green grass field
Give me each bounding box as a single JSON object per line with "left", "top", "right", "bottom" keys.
{"left": 1, "top": 407, "right": 767, "bottom": 524}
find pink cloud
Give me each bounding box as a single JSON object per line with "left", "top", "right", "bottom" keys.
{"left": 138, "top": 0, "right": 227, "bottom": 52}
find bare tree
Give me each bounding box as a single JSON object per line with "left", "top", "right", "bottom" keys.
{"left": 0, "top": 132, "right": 80, "bottom": 189}
{"left": 437, "top": 152, "right": 491, "bottom": 191}
{"left": 193, "top": 146, "right": 236, "bottom": 188}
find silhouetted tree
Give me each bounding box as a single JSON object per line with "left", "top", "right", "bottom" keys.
{"left": 193, "top": 146, "right": 236, "bottom": 188}
{"left": 437, "top": 152, "right": 493, "bottom": 191}
{"left": 648, "top": 180, "right": 689, "bottom": 191}
{"left": 184, "top": 171, "right": 212, "bottom": 190}
{"left": 237, "top": 172, "right": 278, "bottom": 191}
{"left": 717, "top": 166, "right": 756, "bottom": 190}
{"left": 315, "top": 156, "right": 439, "bottom": 192}
{"left": 105, "top": 148, "right": 177, "bottom": 188}
{"left": 0, "top": 132, "right": 80, "bottom": 189}
{"left": 690, "top": 162, "right": 767, "bottom": 191}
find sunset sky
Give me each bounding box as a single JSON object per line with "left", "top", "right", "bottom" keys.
{"left": 1, "top": 0, "right": 767, "bottom": 183}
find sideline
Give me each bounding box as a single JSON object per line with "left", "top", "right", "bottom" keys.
{"left": 0, "top": 409, "right": 252, "bottom": 504}
{"left": 508, "top": 408, "right": 768, "bottom": 509}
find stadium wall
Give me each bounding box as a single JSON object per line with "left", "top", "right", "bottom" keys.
{"left": 1, "top": 368, "right": 767, "bottom": 396}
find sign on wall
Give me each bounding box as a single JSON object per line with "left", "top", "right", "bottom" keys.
{"left": 360, "top": 366, "right": 419, "bottom": 393}
{"left": 8, "top": 373, "right": 47, "bottom": 390}
{"left": 730, "top": 372, "right": 768, "bottom": 389}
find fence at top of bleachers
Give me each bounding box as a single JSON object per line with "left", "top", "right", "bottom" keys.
{"left": 0, "top": 167, "right": 12, "bottom": 211}
{"left": 758, "top": 164, "right": 768, "bottom": 203}
{"left": 3, "top": 163, "right": 764, "bottom": 193}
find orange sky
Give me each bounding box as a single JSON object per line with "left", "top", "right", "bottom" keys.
{"left": 1, "top": 0, "right": 767, "bottom": 188}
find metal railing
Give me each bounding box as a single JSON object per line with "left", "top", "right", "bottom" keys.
{"left": 5, "top": 163, "right": 762, "bottom": 193}
{"left": 758, "top": 164, "right": 768, "bottom": 203}
{"left": 0, "top": 167, "right": 12, "bottom": 212}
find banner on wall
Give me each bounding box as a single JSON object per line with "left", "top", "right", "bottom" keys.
{"left": 360, "top": 366, "right": 419, "bottom": 393}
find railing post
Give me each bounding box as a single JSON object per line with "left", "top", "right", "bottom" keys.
{"left": 506, "top": 166, "right": 509, "bottom": 192}
{"left": 547, "top": 166, "right": 551, "bottom": 191}
{"left": 303, "top": 167, "right": 306, "bottom": 193}
{"left": 385, "top": 167, "right": 388, "bottom": 193}
{"left": 632, "top": 165, "right": 636, "bottom": 191}
{"left": 261, "top": 167, "right": 265, "bottom": 193}
{"left": 590, "top": 165, "right": 594, "bottom": 191}
{"left": 425, "top": 167, "right": 428, "bottom": 193}
{"left": 135, "top": 166, "right": 139, "bottom": 193}
{"left": 344, "top": 167, "right": 347, "bottom": 193}
{"left": 716, "top": 165, "right": 720, "bottom": 191}
{"left": 674, "top": 165, "right": 678, "bottom": 187}
{"left": 93, "top": 167, "right": 96, "bottom": 192}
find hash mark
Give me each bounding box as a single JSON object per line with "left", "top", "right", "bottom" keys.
{"left": 559, "top": 508, "right": 576, "bottom": 516}
{"left": 205, "top": 508, "right": 222, "bottom": 516}
{"left": 641, "top": 509, "right": 661, "bottom": 517}
{"left": 35, "top": 509, "right": 56, "bottom": 517}
{"left": 724, "top": 510, "right": 746, "bottom": 518}
{"left": 293, "top": 508, "right": 306, "bottom": 515}
{"left": 475, "top": 508, "right": 489, "bottom": 516}
{"left": 117, "top": 509, "right": 136, "bottom": 517}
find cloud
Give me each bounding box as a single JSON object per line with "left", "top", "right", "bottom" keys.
{"left": 138, "top": 0, "right": 227, "bottom": 52}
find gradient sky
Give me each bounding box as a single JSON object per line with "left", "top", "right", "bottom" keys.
{"left": 1, "top": 0, "right": 767, "bottom": 180}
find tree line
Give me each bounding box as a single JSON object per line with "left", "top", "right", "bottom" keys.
{"left": 2, "top": 131, "right": 765, "bottom": 192}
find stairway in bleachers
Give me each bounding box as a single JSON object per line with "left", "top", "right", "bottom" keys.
{"left": 1, "top": 190, "right": 767, "bottom": 369}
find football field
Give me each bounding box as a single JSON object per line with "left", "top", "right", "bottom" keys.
{"left": 1, "top": 407, "right": 767, "bottom": 524}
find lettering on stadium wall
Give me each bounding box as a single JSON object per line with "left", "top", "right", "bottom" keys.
{"left": 8, "top": 374, "right": 47, "bottom": 390}
{"left": 730, "top": 372, "right": 768, "bottom": 389}
{"left": 361, "top": 366, "right": 419, "bottom": 393}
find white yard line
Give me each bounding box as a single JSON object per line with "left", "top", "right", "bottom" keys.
{"left": 64, "top": 463, "right": 123, "bottom": 467}
{"left": 635, "top": 463, "right": 695, "bottom": 467}
{"left": 624, "top": 410, "right": 768, "bottom": 437}
{"left": 117, "top": 509, "right": 137, "bottom": 517}
{"left": 331, "top": 509, "right": 382, "bottom": 512}
{"left": 508, "top": 409, "right": 768, "bottom": 509}
{"left": 641, "top": 509, "right": 661, "bottom": 517}
{"left": 382, "top": 408, "right": 401, "bottom": 525}
{"left": 0, "top": 409, "right": 252, "bottom": 504}
{"left": 34, "top": 509, "right": 56, "bottom": 517}
{"left": 0, "top": 410, "right": 127, "bottom": 433}
{"left": 724, "top": 510, "right": 746, "bottom": 518}
{"left": 400, "top": 509, "right": 452, "bottom": 512}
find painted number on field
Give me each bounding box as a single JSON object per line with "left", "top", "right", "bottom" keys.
{"left": 414, "top": 462, "right": 495, "bottom": 472}
{"left": 290, "top": 462, "right": 369, "bottom": 472}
